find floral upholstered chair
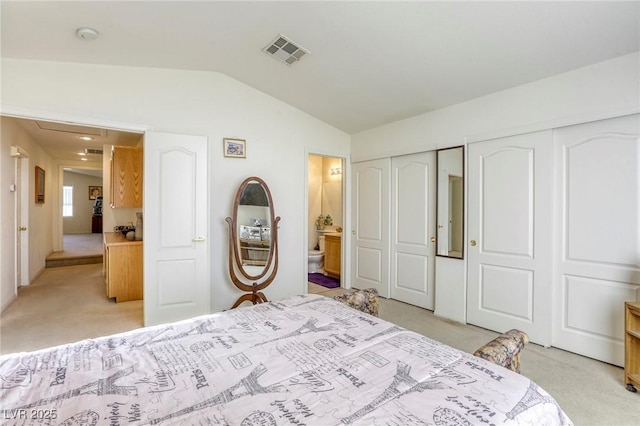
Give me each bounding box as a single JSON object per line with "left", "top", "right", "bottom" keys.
{"left": 473, "top": 329, "right": 529, "bottom": 373}
{"left": 333, "top": 288, "right": 379, "bottom": 317}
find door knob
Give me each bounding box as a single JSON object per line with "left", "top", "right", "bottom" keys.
{"left": 470, "top": 240, "right": 477, "bottom": 246}
{"left": 193, "top": 236, "right": 206, "bottom": 242}
{"left": 430, "top": 237, "right": 436, "bottom": 243}
{"left": 19, "top": 226, "right": 27, "bottom": 231}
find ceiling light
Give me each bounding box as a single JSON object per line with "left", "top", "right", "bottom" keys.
{"left": 77, "top": 152, "right": 86, "bottom": 156}
{"left": 79, "top": 136, "right": 93, "bottom": 141}
{"left": 76, "top": 27, "right": 99, "bottom": 41}
{"left": 80, "top": 158, "right": 88, "bottom": 161}
{"left": 263, "top": 34, "right": 308, "bottom": 66}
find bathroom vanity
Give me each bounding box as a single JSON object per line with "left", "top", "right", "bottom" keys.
{"left": 324, "top": 234, "right": 341, "bottom": 278}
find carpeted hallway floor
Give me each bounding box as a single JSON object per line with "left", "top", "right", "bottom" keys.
{"left": 46, "top": 233, "right": 104, "bottom": 267}
{"left": 0, "top": 263, "right": 143, "bottom": 354}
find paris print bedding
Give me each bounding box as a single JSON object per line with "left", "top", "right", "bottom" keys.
{"left": 0, "top": 294, "right": 572, "bottom": 425}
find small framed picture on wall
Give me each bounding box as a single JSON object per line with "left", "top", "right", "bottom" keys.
{"left": 89, "top": 186, "right": 102, "bottom": 200}
{"left": 223, "top": 138, "right": 246, "bottom": 158}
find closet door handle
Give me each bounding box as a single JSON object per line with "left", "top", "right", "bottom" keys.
{"left": 193, "top": 236, "right": 206, "bottom": 242}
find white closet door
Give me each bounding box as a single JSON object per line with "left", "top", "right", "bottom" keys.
{"left": 144, "top": 131, "right": 210, "bottom": 326}
{"left": 467, "top": 131, "right": 553, "bottom": 345}
{"left": 351, "top": 159, "right": 390, "bottom": 297}
{"left": 390, "top": 152, "right": 436, "bottom": 310}
{"left": 553, "top": 114, "right": 640, "bottom": 366}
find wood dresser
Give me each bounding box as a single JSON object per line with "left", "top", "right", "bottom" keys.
{"left": 625, "top": 302, "right": 640, "bottom": 392}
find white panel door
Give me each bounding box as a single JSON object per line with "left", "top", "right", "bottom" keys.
{"left": 467, "top": 131, "right": 553, "bottom": 345}
{"left": 351, "top": 159, "right": 390, "bottom": 298}
{"left": 390, "top": 152, "right": 436, "bottom": 309}
{"left": 144, "top": 131, "right": 209, "bottom": 326}
{"left": 553, "top": 114, "right": 640, "bottom": 366}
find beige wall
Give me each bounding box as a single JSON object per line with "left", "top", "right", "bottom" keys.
{"left": 62, "top": 171, "right": 103, "bottom": 234}
{"left": 0, "top": 117, "right": 55, "bottom": 311}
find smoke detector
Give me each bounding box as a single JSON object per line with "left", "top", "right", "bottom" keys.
{"left": 76, "top": 27, "right": 99, "bottom": 41}
{"left": 263, "top": 34, "right": 308, "bottom": 66}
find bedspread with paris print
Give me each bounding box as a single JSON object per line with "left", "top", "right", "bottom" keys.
{"left": 0, "top": 294, "right": 572, "bottom": 425}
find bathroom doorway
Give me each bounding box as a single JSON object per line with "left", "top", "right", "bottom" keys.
{"left": 307, "top": 155, "right": 344, "bottom": 291}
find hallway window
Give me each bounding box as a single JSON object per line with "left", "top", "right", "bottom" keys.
{"left": 63, "top": 186, "right": 73, "bottom": 217}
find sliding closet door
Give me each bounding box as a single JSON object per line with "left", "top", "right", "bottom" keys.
{"left": 467, "top": 131, "right": 553, "bottom": 345}
{"left": 351, "top": 159, "right": 390, "bottom": 298}
{"left": 553, "top": 114, "right": 640, "bottom": 367}
{"left": 390, "top": 152, "right": 436, "bottom": 310}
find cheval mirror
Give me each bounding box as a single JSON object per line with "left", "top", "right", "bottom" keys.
{"left": 226, "top": 177, "right": 281, "bottom": 308}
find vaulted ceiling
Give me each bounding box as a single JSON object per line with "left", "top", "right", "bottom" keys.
{"left": 2, "top": 1, "right": 639, "bottom": 136}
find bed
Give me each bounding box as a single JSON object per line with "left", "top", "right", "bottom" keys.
{"left": 0, "top": 294, "right": 572, "bottom": 425}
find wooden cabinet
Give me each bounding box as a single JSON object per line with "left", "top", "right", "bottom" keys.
{"left": 625, "top": 302, "right": 640, "bottom": 392}
{"left": 91, "top": 215, "right": 103, "bottom": 233}
{"left": 324, "top": 234, "right": 341, "bottom": 278}
{"left": 110, "top": 146, "right": 143, "bottom": 208}
{"left": 104, "top": 232, "right": 143, "bottom": 302}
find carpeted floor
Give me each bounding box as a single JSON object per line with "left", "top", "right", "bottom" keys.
{"left": 0, "top": 263, "right": 143, "bottom": 354}
{"left": 46, "top": 233, "right": 104, "bottom": 267}
{"left": 308, "top": 272, "right": 340, "bottom": 288}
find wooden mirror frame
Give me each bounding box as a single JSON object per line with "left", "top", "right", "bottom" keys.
{"left": 225, "top": 177, "right": 281, "bottom": 308}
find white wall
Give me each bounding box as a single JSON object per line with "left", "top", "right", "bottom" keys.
{"left": 351, "top": 52, "right": 640, "bottom": 322}
{"left": 1, "top": 59, "right": 350, "bottom": 313}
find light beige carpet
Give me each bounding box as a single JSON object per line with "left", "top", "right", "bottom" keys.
{"left": 0, "top": 263, "right": 142, "bottom": 354}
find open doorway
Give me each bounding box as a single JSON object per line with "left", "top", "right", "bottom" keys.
{"left": 1, "top": 113, "right": 147, "bottom": 350}
{"left": 307, "top": 154, "right": 345, "bottom": 292}
{"left": 2, "top": 114, "right": 143, "bottom": 285}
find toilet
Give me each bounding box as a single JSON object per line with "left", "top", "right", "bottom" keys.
{"left": 308, "top": 235, "right": 326, "bottom": 273}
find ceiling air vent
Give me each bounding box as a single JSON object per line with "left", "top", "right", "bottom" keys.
{"left": 263, "top": 34, "right": 308, "bottom": 66}
{"left": 85, "top": 148, "right": 104, "bottom": 155}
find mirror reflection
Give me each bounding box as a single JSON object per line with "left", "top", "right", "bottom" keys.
{"left": 437, "top": 146, "right": 464, "bottom": 259}
{"left": 237, "top": 181, "right": 272, "bottom": 276}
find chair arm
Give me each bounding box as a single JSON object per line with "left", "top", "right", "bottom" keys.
{"left": 333, "top": 288, "right": 379, "bottom": 317}
{"left": 473, "top": 329, "right": 529, "bottom": 373}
